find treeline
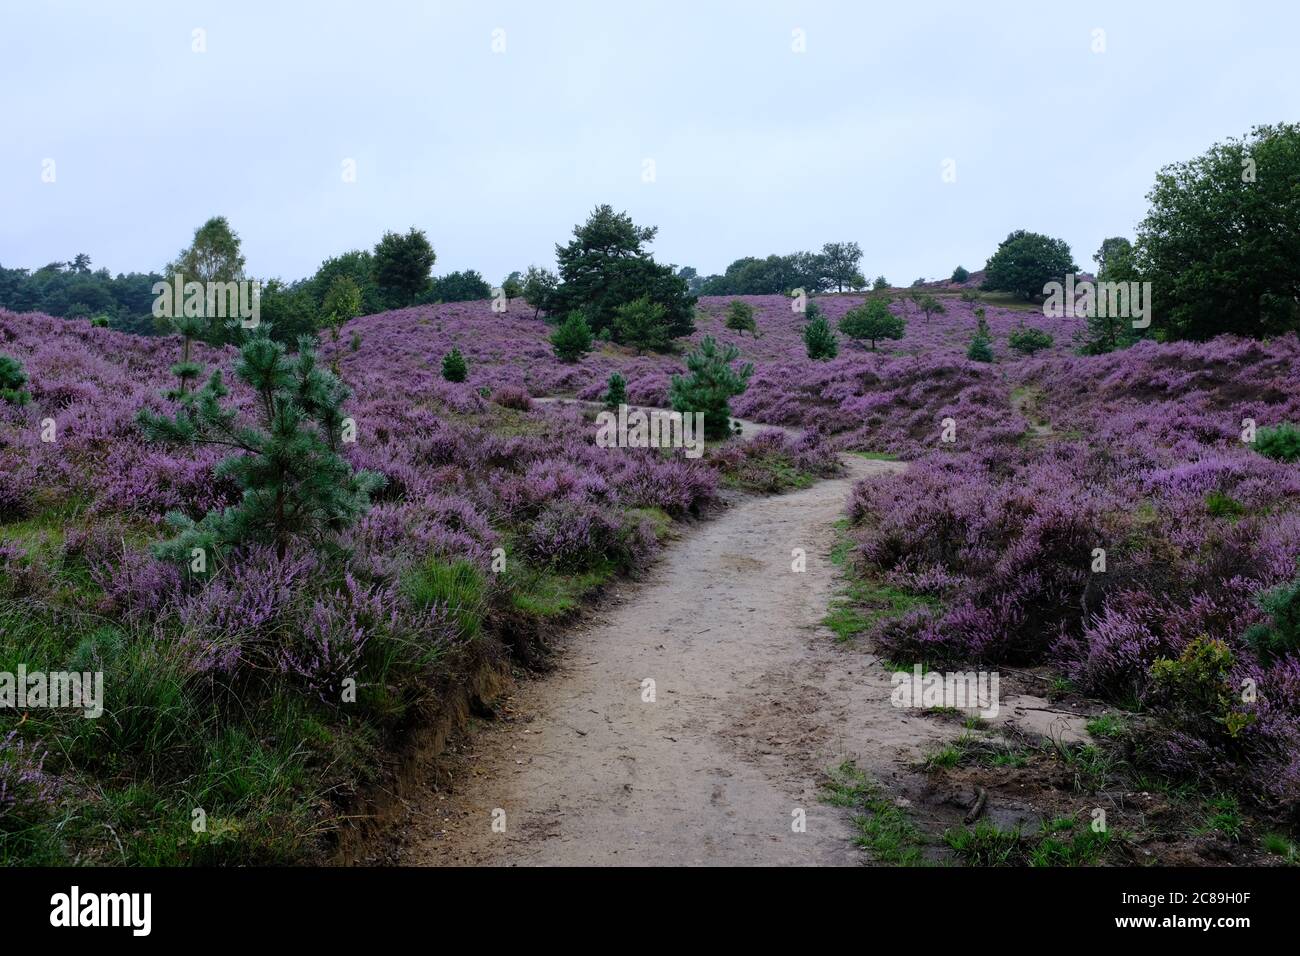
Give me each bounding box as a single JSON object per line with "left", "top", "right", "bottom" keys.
{"left": 682, "top": 242, "right": 866, "bottom": 296}
{"left": 0, "top": 220, "right": 506, "bottom": 345}
{"left": 5, "top": 120, "right": 1296, "bottom": 349}
{"left": 0, "top": 256, "right": 163, "bottom": 335}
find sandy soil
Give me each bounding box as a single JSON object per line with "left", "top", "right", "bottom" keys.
{"left": 396, "top": 454, "right": 969, "bottom": 866}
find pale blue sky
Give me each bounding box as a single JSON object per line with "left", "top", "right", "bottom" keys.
{"left": 2, "top": 0, "right": 1296, "bottom": 285}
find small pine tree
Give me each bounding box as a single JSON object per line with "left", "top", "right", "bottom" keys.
{"left": 840, "top": 298, "right": 905, "bottom": 350}
{"left": 967, "top": 331, "right": 995, "bottom": 362}
{"left": 136, "top": 326, "right": 385, "bottom": 562}
{"left": 612, "top": 295, "right": 670, "bottom": 353}
{"left": 803, "top": 314, "right": 838, "bottom": 360}
{"left": 551, "top": 311, "right": 594, "bottom": 362}
{"left": 725, "top": 300, "right": 757, "bottom": 336}
{"left": 803, "top": 300, "right": 824, "bottom": 323}
{"left": 1254, "top": 423, "right": 1300, "bottom": 463}
{"left": 966, "top": 307, "right": 995, "bottom": 361}
{"left": 0, "top": 354, "right": 31, "bottom": 405}
{"left": 873, "top": 275, "right": 889, "bottom": 291}
{"left": 441, "top": 347, "right": 468, "bottom": 382}
{"left": 951, "top": 265, "right": 970, "bottom": 283}
{"left": 604, "top": 371, "right": 628, "bottom": 409}
{"left": 669, "top": 336, "right": 754, "bottom": 440}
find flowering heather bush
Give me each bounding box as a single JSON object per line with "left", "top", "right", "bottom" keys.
{"left": 709, "top": 428, "right": 842, "bottom": 492}
{"left": 845, "top": 329, "right": 1300, "bottom": 811}
{"left": 175, "top": 546, "right": 318, "bottom": 674}
{"left": 491, "top": 385, "right": 533, "bottom": 411}
{"left": 278, "top": 574, "right": 397, "bottom": 703}
{"left": 522, "top": 500, "right": 657, "bottom": 573}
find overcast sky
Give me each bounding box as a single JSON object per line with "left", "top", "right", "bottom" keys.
{"left": 2, "top": 1, "right": 1296, "bottom": 286}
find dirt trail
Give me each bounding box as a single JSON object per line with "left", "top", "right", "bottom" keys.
{"left": 397, "top": 453, "right": 965, "bottom": 866}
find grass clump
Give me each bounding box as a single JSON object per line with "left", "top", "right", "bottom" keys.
{"left": 822, "top": 761, "right": 927, "bottom": 865}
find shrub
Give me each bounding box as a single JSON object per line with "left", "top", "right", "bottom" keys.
{"left": 840, "top": 298, "right": 905, "bottom": 350}
{"left": 803, "top": 314, "right": 838, "bottom": 360}
{"left": 550, "top": 311, "right": 594, "bottom": 362}
{"left": 1149, "top": 636, "right": 1255, "bottom": 741}
{"left": 0, "top": 355, "right": 31, "bottom": 405}
{"left": 1008, "top": 323, "right": 1054, "bottom": 355}
{"left": 872, "top": 276, "right": 889, "bottom": 291}
{"left": 725, "top": 300, "right": 757, "bottom": 336}
{"left": 951, "top": 266, "right": 970, "bottom": 283}
{"left": 1254, "top": 423, "right": 1300, "bottom": 463}
{"left": 604, "top": 371, "right": 627, "bottom": 409}
{"left": 669, "top": 335, "right": 754, "bottom": 440}
{"left": 441, "top": 347, "right": 468, "bottom": 382}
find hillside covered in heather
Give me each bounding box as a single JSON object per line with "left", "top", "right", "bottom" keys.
{"left": 3, "top": 282, "right": 1300, "bottom": 865}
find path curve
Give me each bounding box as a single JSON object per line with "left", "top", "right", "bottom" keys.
{"left": 395, "top": 449, "right": 964, "bottom": 866}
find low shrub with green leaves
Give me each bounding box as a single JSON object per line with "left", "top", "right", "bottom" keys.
{"left": 1008, "top": 323, "right": 1054, "bottom": 355}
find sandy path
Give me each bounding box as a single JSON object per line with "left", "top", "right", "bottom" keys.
{"left": 398, "top": 453, "right": 964, "bottom": 867}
